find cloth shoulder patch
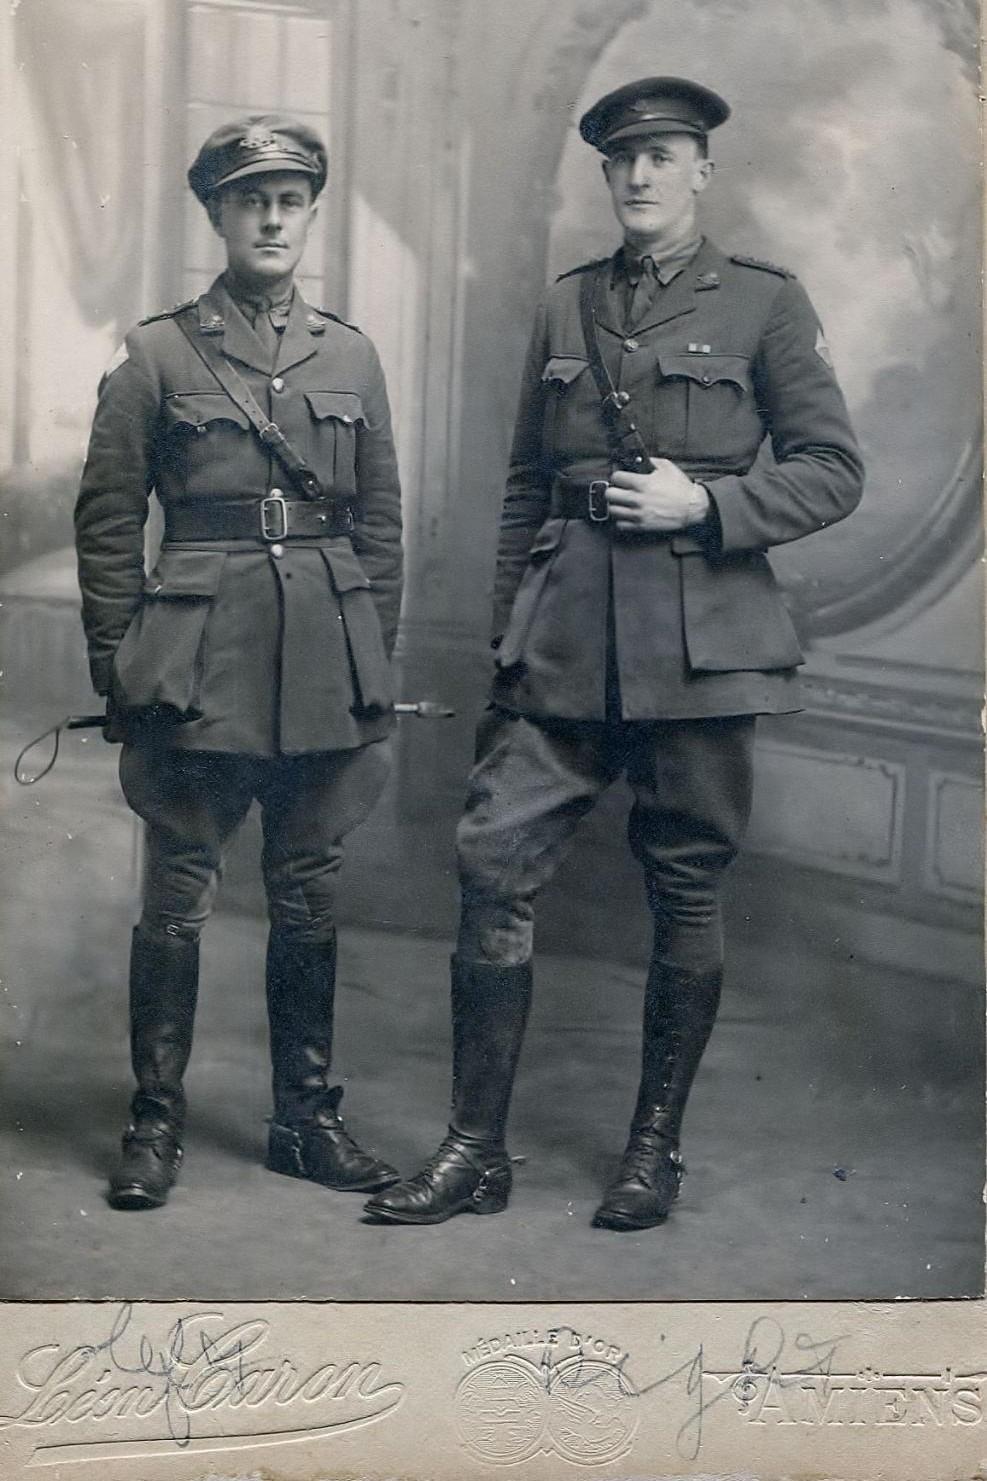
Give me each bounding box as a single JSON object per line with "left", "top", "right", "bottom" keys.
{"left": 814, "top": 326, "right": 834, "bottom": 368}
{"left": 730, "top": 253, "right": 794, "bottom": 279}
{"left": 138, "top": 298, "right": 196, "bottom": 327}
{"left": 556, "top": 256, "right": 611, "bottom": 282}
{"left": 102, "top": 342, "right": 129, "bottom": 379}
{"left": 314, "top": 306, "right": 363, "bottom": 334}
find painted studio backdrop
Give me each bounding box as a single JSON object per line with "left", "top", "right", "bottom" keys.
{"left": 2, "top": 0, "right": 983, "bottom": 1301}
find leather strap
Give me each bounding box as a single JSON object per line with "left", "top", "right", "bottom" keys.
{"left": 551, "top": 476, "right": 614, "bottom": 523}
{"left": 164, "top": 497, "right": 354, "bottom": 543}
{"left": 578, "top": 267, "right": 651, "bottom": 473}
{"left": 174, "top": 313, "right": 325, "bottom": 500}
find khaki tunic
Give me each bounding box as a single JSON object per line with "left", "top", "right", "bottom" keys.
{"left": 491, "top": 238, "right": 864, "bottom": 721}
{"left": 75, "top": 279, "right": 403, "bottom": 755}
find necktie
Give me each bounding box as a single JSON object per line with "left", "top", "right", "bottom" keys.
{"left": 626, "top": 255, "right": 658, "bottom": 328}
{"left": 242, "top": 302, "right": 280, "bottom": 365}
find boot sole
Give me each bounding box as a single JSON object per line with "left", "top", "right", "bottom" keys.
{"left": 591, "top": 1207, "right": 671, "bottom": 1230}
{"left": 106, "top": 1184, "right": 170, "bottom": 1211}
{"left": 266, "top": 1157, "right": 401, "bottom": 1194}
{"left": 362, "top": 1193, "right": 509, "bottom": 1225}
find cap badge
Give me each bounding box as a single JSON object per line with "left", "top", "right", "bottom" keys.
{"left": 240, "top": 126, "right": 281, "bottom": 153}
{"left": 630, "top": 98, "right": 657, "bottom": 114}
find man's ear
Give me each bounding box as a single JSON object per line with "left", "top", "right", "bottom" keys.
{"left": 693, "top": 158, "right": 715, "bottom": 195}
{"left": 601, "top": 157, "right": 613, "bottom": 186}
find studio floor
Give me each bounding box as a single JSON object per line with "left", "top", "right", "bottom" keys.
{"left": 1, "top": 724, "right": 984, "bottom": 1303}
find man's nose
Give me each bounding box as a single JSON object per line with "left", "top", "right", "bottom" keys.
{"left": 260, "top": 202, "right": 283, "bottom": 230}
{"left": 627, "top": 154, "right": 652, "bottom": 186}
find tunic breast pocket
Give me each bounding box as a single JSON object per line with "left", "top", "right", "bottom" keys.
{"left": 657, "top": 353, "right": 762, "bottom": 465}
{"left": 162, "top": 393, "right": 253, "bottom": 489}
{"left": 540, "top": 355, "right": 591, "bottom": 455}
{"left": 304, "top": 392, "right": 365, "bottom": 493}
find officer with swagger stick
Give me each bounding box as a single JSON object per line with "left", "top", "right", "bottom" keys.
{"left": 75, "top": 116, "right": 403, "bottom": 1210}
{"left": 366, "top": 78, "right": 863, "bottom": 1231}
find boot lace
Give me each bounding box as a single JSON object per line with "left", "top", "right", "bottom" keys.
{"left": 618, "top": 1132, "right": 682, "bottom": 1187}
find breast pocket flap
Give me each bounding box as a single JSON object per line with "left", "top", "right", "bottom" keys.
{"left": 659, "top": 353, "right": 750, "bottom": 390}
{"left": 541, "top": 356, "right": 589, "bottom": 387}
{"left": 304, "top": 391, "right": 366, "bottom": 425}
{"left": 165, "top": 393, "right": 251, "bottom": 431}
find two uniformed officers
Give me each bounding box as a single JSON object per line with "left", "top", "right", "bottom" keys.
{"left": 366, "top": 78, "right": 863, "bottom": 1229}
{"left": 75, "top": 116, "right": 403, "bottom": 1209}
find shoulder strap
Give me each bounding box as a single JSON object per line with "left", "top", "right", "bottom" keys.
{"left": 577, "top": 267, "right": 650, "bottom": 471}
{"left": 173, "top": 313, "right": 324, "bottom": 500}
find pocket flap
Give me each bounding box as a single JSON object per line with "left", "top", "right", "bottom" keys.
{"left": 541, "top": 355, "right": 588, "bottom": 387}
{"left": 144, "top": 549, "right": 227, "bottom": 598}
{"left": 528, "top": 518, "right": 566, "bottom": 558}
{"left": 165, "top": 392, "right": 251, "bottom": 431}
{"left": 659, "top": 353, "right": 750, "bottom": 390}
{"left": 305, "top": 391, "right": 366, "bottom": 425}
{"left": 321, "top": 545, "right": 371, "bottom": 593}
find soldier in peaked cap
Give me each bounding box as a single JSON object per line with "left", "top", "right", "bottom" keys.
{"left": 75, "top": 115, "right": 403, "bottom": 1210}
{"left": 367, "top": 78, "right": 863, "bottom": 1230}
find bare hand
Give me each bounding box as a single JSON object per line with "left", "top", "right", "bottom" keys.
{"left": 606, "top": 458, "right": 709, "bottom": 533}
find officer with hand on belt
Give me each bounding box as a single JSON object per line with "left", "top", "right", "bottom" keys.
{"left": 75, "top": 116, "right": 403, "bottom": 1210}
{"left": 365, "top": 77, "right": 863, "bottom": 1230}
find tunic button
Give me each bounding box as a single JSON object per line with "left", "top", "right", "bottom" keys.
{"left": 701, "top": 373, "right": 712, "bottom": 384}
{"left": 269, "top": 487, "right": 284, "bottom": 499}
{"left": 622, "top": 337, "right": 640, "bottom": 352}
{"left": 271, "top": 377, "right": 285, "bottom": 392}
{"left": 270, "top": 543, "right": 284, "bottom": 558}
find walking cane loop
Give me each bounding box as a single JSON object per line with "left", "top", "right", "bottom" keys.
{"left": 13, "top": 703, "right": 455, "bottom": 786}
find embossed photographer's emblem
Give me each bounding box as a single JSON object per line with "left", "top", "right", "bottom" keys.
{"left": 455, "top": 1328, "right": 638, "bottom": 1465}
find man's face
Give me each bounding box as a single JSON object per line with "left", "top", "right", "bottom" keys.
{"left": 603, "top": 135, "right": 712, "bottom": 245}
{"left": 209, "top": 171, "right": 316, "bottom": 288}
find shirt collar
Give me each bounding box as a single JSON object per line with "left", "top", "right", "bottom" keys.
{"left": 221, "top": 272, "right": 295, "bottom": 327}
{"left": 612, "top": 233, "right": 705, "bottom": 288}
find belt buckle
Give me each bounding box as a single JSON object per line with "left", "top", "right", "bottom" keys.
{"left": 260, "top": 494, "right": 288, "bottom": 541}
{"left": 587, "top": 479, "right": 610, "bottom": 523}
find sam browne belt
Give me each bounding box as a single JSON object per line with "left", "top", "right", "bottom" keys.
{"left": 164, "top": 496, "right": 355, "bottom": 543}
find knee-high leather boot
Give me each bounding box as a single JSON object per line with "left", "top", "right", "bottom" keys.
{"left": 363, "top": 955, "right": 532, "bottom": 1224}
{"left": 264, "top": 929, "right": 398, "bottom": 1193}
{"left": 592, "top": 956, "right": 722, "bottom": 1230}
{"left": 106, "top": 926, "right": 199, "bottom": 1211}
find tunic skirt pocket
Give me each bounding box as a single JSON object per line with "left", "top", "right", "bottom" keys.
{"left": 678, "top": 548, "right": 804, "bottom": 671}
{"left": 320, "top": 544, "right": 393, "bottom": 712}
{"left": 110, "top": 549, "right": 227, "bottom": 718}
{"left": 495, "top": 519, "right": 566, "bottom": 669}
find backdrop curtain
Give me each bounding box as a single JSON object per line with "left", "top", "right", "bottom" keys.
{"left": 17, "top": 0, "right": 146, "bottom": 333}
